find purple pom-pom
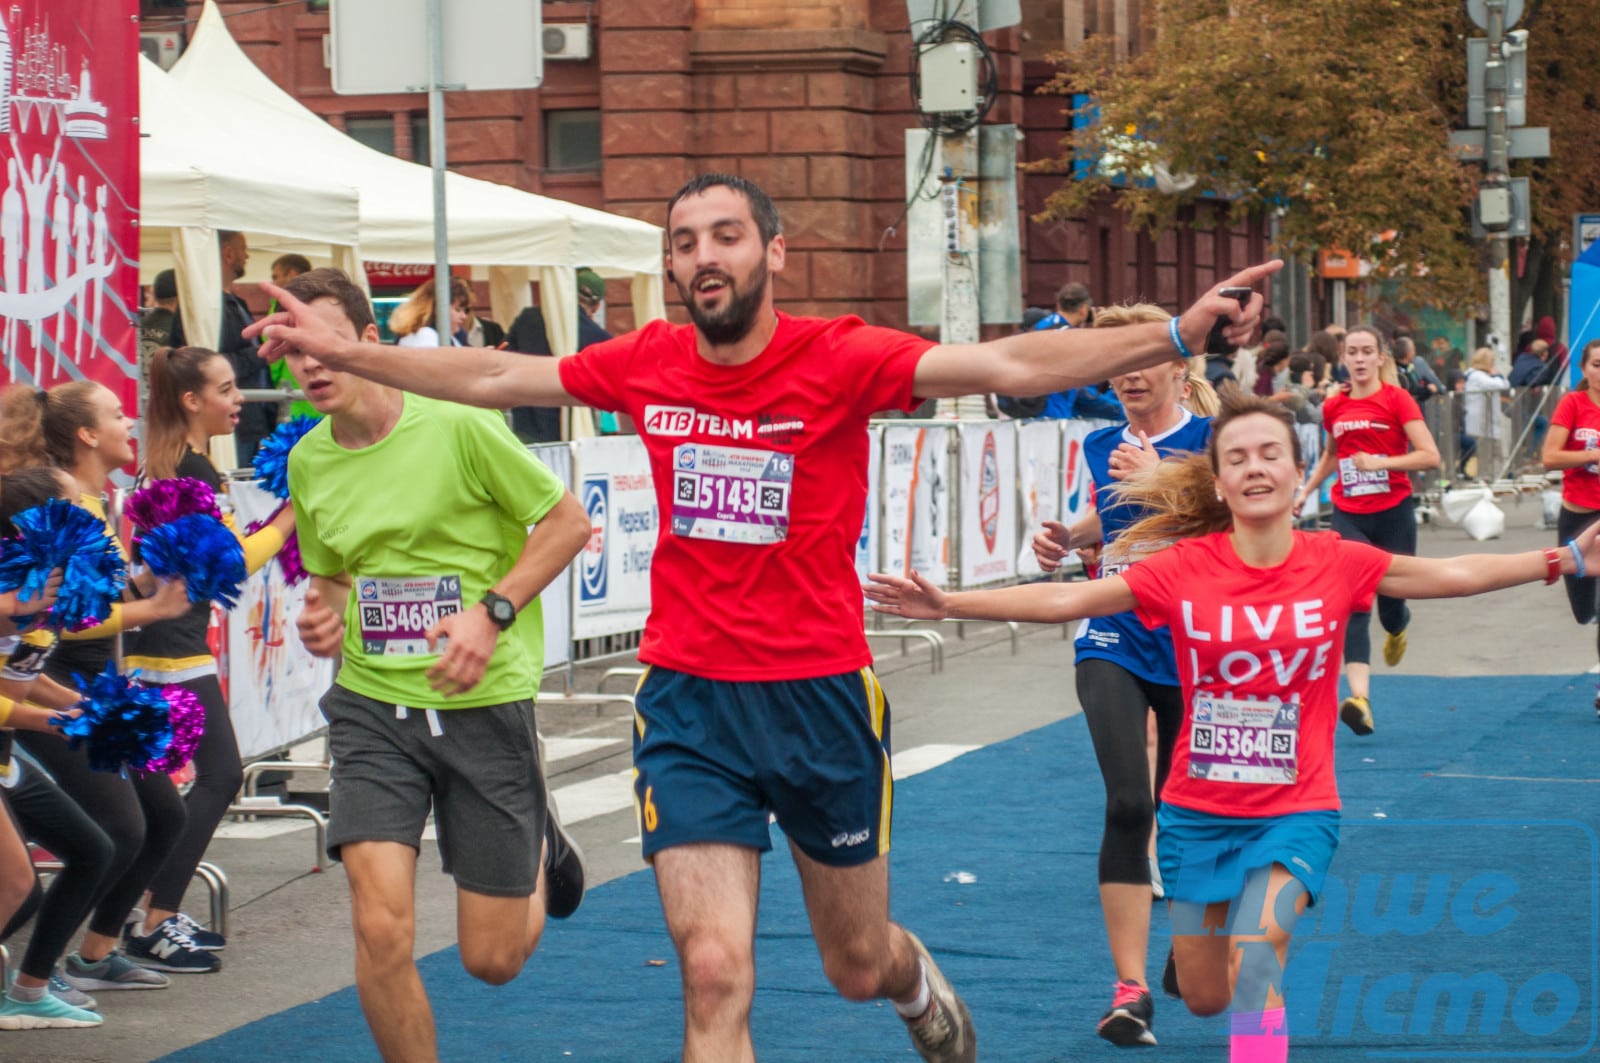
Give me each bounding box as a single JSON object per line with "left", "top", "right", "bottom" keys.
{"left": 125, "top": 478, "right": 222, "bottom": 532}
{"left": 142, "top": 684, "right": 205, "bottom": 774}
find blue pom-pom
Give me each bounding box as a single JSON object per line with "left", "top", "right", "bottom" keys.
{"left": 252, "top": 416, "right": 319, "bottom": 499}
{"left": 56, "top": 663, "right": 174, "bottom": 774}
{"left": 0, "top": 499, "right": 127, "bottom": 630}
{"left": 139, "top": 513, "right": 247, "bottom": 609}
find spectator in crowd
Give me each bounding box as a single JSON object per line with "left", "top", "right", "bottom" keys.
{"left": 388, "top": 280, "right": 467, "bottom": 349}
{"left": 1252, "top": 330, "right": 1291, "bottom": 398}
{"left": 1536, "top": 315, "right": 1569, "bottom": 377}
{"left": 450, "top": 278, "right": 505, "bottom": 349}
{"left": 504, "top": 268, "right": 615, "bottom": 443}
{"left": 1204, "top": 346, "right": 1239, "bottom": 394}
{"left": 1394, "top": 336, "right": 1441, "bottom": 404}
{"left": 1511, "top": 338, "right": 1559, "bottom": 389}
{"left": 1002, "top": 282, "right": 1123, "bottom": 420}
{"left": 171, "top": 231, "right": 274, "bottom": 466}
{"left": 140, "top": 269, "right": 180, "bottom": 367}
{"left": 267, "top": 255, "right": 320, "bottom": 420}
{"left": 1464, "top": 346, "right": 1511, "bottom": 479}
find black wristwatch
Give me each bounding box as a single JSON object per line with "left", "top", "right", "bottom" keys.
{"left": 480, "top": 590, "right": 517, "bottom": 631}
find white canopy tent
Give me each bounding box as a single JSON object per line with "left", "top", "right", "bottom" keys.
{"left": 139, "top": 56, "right": 364, "bottom": 352}
{"left": 170, "top": 0, "right": 667, "bottom": 367}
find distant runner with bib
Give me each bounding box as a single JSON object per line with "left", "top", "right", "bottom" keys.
{"left": 1541, "top": 337, "right": 1600, "bottom": 716}
{"left": 867, "top": 393, "right": 1600, "bottom": 1063}
{"left": 249, "top": 174, "right": 1277, "bottom": 1063}
{"left": 1294, "top": 327, "right": 1438, "bottom": 736}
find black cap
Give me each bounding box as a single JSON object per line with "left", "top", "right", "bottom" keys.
{"left": 153, "top": 269, "right": 177, "bottom": 300}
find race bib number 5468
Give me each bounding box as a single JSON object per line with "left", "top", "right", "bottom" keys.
{"left": 356, "top": 575, "right": 463, "bottom": 656}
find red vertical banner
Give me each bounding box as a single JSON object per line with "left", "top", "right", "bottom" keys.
{"left": 0, "top": 0, "right": 139, "bottom": 409}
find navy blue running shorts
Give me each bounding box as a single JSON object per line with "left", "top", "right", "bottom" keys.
{"left": 631, "top": 665, "right": 893, "bottom": 866}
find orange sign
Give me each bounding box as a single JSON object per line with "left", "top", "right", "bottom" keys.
{"left": 1317, "top": 248, "right": 1361, "bottom": 280}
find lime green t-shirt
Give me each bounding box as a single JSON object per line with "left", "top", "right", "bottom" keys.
{"left": 288, "top": 393, "right": 567, "bottom": 708}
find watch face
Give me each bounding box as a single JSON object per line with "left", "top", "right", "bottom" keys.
{"left": 490, "top": 600, "right": 515, "bottom": 623}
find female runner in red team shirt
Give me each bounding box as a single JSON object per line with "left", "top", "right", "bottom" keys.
{"left": 1542, "top": 337, "right": 1600, "bottom": 715}
{"left": 1293, "top": 327, "right": 1439, "bottom": 736}
{"left": 866, "top": 394, "right": 1599, "bottom": 1062}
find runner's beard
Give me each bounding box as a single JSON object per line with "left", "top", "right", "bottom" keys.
{"left": 680, "top": 260, "right": 769, "bottom": 346}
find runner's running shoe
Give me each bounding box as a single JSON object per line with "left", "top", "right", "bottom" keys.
{"left": 1161, "top": 948, "right": 1181, "bottom": 1000}
{"left": 1339, "top": 696, "right": 1375, "bottom": 736}
{"left": 543, "top": 806, "right": 587, "bottom": 920}
{"left": 1097, "top": 980, "right": 1157, "bottom": 1046}
{"left": 123, "top": 918, "right": 220, "bottom": 973}
{"left": 901, "top": 932, "right": 977, "bottom": 1063}
{"left": 0, "top": 990, "right": 102, "bottom": 1029}
{"left": 1383, "top": 629, "right": 1408, "bottom": 667}
{"left": 61, "top": 950, "right": 170, "bottom": 991}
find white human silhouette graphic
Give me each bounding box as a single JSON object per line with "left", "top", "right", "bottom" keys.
{"left": 50, "top": 167, "right": 69, "bottom": 363}
{"left": 88, "top": 182, "right": 107, "bottom": 366}
{"left": 1, "top": 156, "right": 21, "bottom": 370}
{"left": 71, "top": 173, "right": 88, "bottom": 360}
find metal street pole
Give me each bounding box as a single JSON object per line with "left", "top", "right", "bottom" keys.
{"left": 934, "top": 0, "right": 985, "bottom": 420}
{"left": 427, "top": 0, "right": 451, "bottom": 341}
{"left": 1485, "top": 0, "right": 1512, "bottom": 374}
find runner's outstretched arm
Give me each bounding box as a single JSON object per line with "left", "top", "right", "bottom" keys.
{"left": 1377, "top": 518, "right": 1600, "bottom": 600}
{"left": 865, "top": 569, "right": 1136, "bottom": 625}
{"left": 246, "top": 284, "right": 578, "bottom": 410}
{"left": 912, "top": 262, "right": 1282, "bottom": 400}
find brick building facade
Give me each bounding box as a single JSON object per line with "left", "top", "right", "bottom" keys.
{"left": 144, "top": 0, "right": 1267, "bottom": 334}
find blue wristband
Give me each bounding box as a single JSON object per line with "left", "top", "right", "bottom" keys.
{"left": 1569, "top": 539, "right": 1587, "bottom": 580}
{"left": 1168, "top": 317, "right": 1194, "bottom": 359}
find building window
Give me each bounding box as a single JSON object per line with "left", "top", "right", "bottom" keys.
{"left": 411, "top": 114, "right": 431, "bottom": 163}
{"left": 545, "top": 109, "right": 601, "bottom": 174}
{"left": 347, "top": 116, "right": 397, "bottom": 157}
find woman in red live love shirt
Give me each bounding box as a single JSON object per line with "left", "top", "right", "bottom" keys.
{"left": 1294, "top": 327, "right": 1439, "bottom": 737}
{"left": 1542, "top": 338, "right": 1600, "bottom": 715}
{"left": 867, "top": 394, "right": 1600, "bottom": 1063}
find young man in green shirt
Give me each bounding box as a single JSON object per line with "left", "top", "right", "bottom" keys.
{"left": 279, "top": 268, "right": 590, "bottom": 1062}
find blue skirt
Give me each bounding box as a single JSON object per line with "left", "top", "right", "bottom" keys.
{"left": 1156, "top": 804, "right": 1340, "bottom": 907}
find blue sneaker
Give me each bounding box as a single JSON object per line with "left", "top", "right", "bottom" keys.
{"left": 122, "top": 919, "right": 220, "bottom": 974}
{"left": 171, "top": 912, "right": 225, "bottom": 952}
{"left": 0, "top": 990, "right": 103, "bottom": 1029}
{"left": 47, "top": 971, "right": 97, "bottom": 1011}
{"left": 62, "top": 950, "right": 169, "bottom": 991}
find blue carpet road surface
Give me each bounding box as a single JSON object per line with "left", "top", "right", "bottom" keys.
{"left": 163, "top": 674, "right": 1599, "bottom": 1061}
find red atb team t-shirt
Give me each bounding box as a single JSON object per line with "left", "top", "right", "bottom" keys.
{"left": 1551, "top": 390, "right": 1600, "bottom": 510}
{"left": 1321, "top": 383, "right": 1424, "bottom": 513}
{"left": 1120, "top": 530, "right": 1392, "bottom": 818}
{"left": 558, "top": 314, "right": 933, "bottom": 681}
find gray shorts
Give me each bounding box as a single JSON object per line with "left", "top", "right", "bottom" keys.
{"left": 319, "top": 684, "right": 547, "bottom": 897}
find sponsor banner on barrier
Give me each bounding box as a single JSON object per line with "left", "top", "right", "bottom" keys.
{"left": 529, "top": 442, "right": 573, "bottom": 669}
{"left": 958, "top": 422, "right": 1018, "bottom": 587}
{"left": 572, "top": 435, "right": 656, "bottom": 640}
{"left": 227, "top": 480, "right": 335, "bottom": 761}
{"left": 855, "top": 425, "right": 882, "bottom": 589}
{"left": 1060, "top": 421, "right": 1097, "bottom": 567}
{"left": 1016, "top": 421, "right": 1062, "bottom": 577}
{"left": 881, "top": 424, "right": 951, "bottom": 586}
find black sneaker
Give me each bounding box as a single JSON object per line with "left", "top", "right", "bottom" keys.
{"left": 1098, "top": 980, "right": 1157, "bottom": 1046}
{"left": 543, "top": 809, "right": 586, "bottom": 920}
{"left": 123, "top": 918, "right": 221, "bottom": 973}
{"left": 1160, "top": 948, "right": 1181, "bottom": 1000}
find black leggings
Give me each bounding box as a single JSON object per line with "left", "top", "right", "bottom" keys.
{"left": 1076, "top": 658, "right": 1185, "bottom": 885}
{"left": 148, "top": 675, "right": 241, "bottom": 912}
{"left": 1556, "top": 508, "right": 1600, "bottom": 662}
{"left": 15, "top": 733, "right": 186, "bottom": 939}
{"left": 4, "top": 755, "right": 116, "bottom": 978}
{"left": 1330, "top": 497, "right": 1417, "bottom": 666}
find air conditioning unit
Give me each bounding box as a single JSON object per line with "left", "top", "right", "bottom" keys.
{"left": 140, "top": 30, "right": 184, "bottom": 71}
{"left": 543, "top": 23, "right": 592, "bottom": 62}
